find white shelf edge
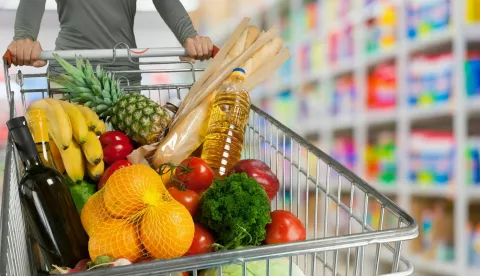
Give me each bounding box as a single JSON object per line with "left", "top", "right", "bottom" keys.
{"left": 465, "top": 24, "right": 480, "bottom": 42}
{"left": 408, "top": 184, "right": 454, "bottom": 198}
{"left": 365, "top": 109, "right": 397, "bottom": 125}
{"left": 467, "top": 186, "right": 480, "bottom": 200}
{"left": 407, "top": 103, "right": 454, "bottom": 121}
{"left": 406, "top": 28, "right": 453, "bottom": 54}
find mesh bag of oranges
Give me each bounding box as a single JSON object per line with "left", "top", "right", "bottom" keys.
{"left": 80, "top": 164, "right": 194, "bottom": 262}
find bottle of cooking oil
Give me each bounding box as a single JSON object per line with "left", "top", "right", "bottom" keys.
{"left": 201, "top": 68, "right": 250, "bottom": 178}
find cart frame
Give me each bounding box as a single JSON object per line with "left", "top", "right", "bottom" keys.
{"left": 1, "top": 46, "right": 418, "bottom": 276}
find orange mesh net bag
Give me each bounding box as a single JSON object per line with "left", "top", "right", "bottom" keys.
{"left": 80, "top": 164, "right": 195, "bottom": 262}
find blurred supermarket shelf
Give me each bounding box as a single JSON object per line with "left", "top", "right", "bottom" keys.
{"left": 366, "top": 47, "right": 398, "bottom": 67}
{"left": 329, "top": 114, "right": 355, "bottom": 131}
{"left": 365, "top": 109, "right": 397, "bottom": 125}
{"left": 407, "top": 103, "right": 454, "bottom": 121}
{"left": 406, "top": 28, "right": 453, "bottom": 54}
{"left": 371, "top": 184, "right": 397, "bottom": 196}
{"left": 465, "top": 23, "right": 480, "bottom": 42}
{"left": 408, "top": 185, "right": 454, "bottom": 198}
{"left": 467, "top": 187, "right": 480, "bottom": 200}
{"left": 467, "top": 96, "right": 480, "bottom": 115}
{"left": 467, "top": 268, "right": 480, "bottom": 276}
{"left": 410, "top": 254, "right": 457, "bottom": 275}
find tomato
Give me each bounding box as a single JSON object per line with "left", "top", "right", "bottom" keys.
{"left": 168, "top": 187, "right": 200, "bottom": 217}
{"left": 265, "top": 210, "right": 306, "bottom": 245}
{"left": 184, "top": 224, "right": 216, "bottom": 256}
{"left": 175, "top": 157, "right": 214, "bottom": 193}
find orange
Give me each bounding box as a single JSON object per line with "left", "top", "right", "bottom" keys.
{"left": 88, "top": 219, "right": 143, "bottom": 262}
{"left": 103, "top": 164, "right": 165, "bottom": 218}
{"left": 140, "top": 196, "right": 194, "bottom": 259}
{"left": 81, "top": 191, "right": 110, "bottom": 236}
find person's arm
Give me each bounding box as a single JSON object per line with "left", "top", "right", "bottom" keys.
{"left": 8, "top": 0, "right": 47, "bottom": 67}
{"left": 152, "top": 0, "right": 213, "bottom": 61}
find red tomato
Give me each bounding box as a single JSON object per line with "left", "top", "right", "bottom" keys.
{"left": 175, "top": 157, "right": 214, "bottom": 193}
{"left": 98, "top": 160, "right": 132, "bottom": 189}
{"left": 184, "top": 224, "right": 216, "bottom": 256}
{"left": 265, "top": 210, "right": 306, "bottom": 245}
{"left": 168, "top": 187, "right": 200, "bottom": 217}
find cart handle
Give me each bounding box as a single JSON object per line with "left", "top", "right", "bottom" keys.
{"left": 2, "top": 46, "right": 220, "bottom": 68}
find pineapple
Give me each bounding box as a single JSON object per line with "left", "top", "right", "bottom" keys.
{"left": 50, "top": 55, "right": 172, "bottom": 145}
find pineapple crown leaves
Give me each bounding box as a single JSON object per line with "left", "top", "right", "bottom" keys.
{"left": 50, "top": 54, "right": 124, "bottom": 120}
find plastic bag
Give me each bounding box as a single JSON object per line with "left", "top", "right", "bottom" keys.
{"left": 151, "top": 92, "right": 215, "bottom": 169}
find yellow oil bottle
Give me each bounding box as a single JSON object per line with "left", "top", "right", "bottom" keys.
{"left": 201, "top": 68, "right": 250, "bottom": 178}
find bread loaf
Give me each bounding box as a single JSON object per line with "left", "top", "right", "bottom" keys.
{"left": 242, "top": 36, "right": 283, "bottom": 76}
{"left": 219, "top": 26, "right": 260, "bottom": 70}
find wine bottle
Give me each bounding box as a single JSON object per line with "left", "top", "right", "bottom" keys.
{"left": 6, "top": 116, "right": 89, "bottom": 272}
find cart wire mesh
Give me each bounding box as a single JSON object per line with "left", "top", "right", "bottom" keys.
{"left": 1, "top": 49, "right": 418, "bottom": 276}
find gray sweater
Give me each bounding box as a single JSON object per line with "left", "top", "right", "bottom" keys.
{"left": 13, "top": 0, "right": 198, "bottom": 83}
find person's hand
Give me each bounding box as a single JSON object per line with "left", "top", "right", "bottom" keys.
{"left": 7, "top": 39, "right": 47, "bottom": 67}
{"left": 181, "top": 35, "right": 213, "bottom": 62}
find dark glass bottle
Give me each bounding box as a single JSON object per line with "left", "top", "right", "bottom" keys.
{"left": 6, "top": 116, "right": 89, "bottom": 272}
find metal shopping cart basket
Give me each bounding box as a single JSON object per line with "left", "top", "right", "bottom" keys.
{"left": 1, "top": 47, "right": 418, "bottom": 276}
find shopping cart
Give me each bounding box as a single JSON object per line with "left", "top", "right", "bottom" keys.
{"left": 1, "top": 46, "right": 418, "bottom": 276}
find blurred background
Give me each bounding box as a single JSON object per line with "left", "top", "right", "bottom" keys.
{"left": 1, "top": 0, "right": 480, "bottom": 275}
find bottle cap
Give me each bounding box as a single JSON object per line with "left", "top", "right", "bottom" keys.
{"left": 231, "top": 68, "right": 246, "bottom": 80}
{"left": 6, "top": 116, "right": 27, "bottom": 130}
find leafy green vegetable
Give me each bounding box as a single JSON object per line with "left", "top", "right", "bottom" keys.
{"left": 198, "top": 173, "right": 271, "bottom": 249}
{"left": 199, "top": 258, "right": 305, "bottom": 276}
{"left": 65, "top": 176, "right": 96, "bottom": 213}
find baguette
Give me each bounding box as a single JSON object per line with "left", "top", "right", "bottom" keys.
{"left": 244, "top": 47, "right": 291, "bottom": 91}
{"left": 242, "top": 36, "right": 283, "bottom": 76}
{"left": 218, "top": 26, "right": 260, "bottom": 71}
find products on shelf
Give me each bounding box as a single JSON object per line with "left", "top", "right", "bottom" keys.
{"left": 331, "top": 136, "right": 356, "bottom": 171}
{"left": 332, "top": 74, "right": 357, "bottom": 115}
{"left": 365, "top": 3, "right": 397, "bottom": 54}
{"left": 299, "top": 82, "right": 325, "bottom": 123}
{"left": 328, "top": 25, "right": 354, "bottom": 64}
{"left": 466, "top": 0, "right": 480, "bottom": 23}
{"left": 367, "top": 63, "right": 397, "bottom": 110}
{"left": 366, "top": 131, "right": 397, "bottom": 184}
{"left": 466, "top": 52, "right": 480, "bottom": 97}
{"left": 299, "top": 0, "right": 318, "bottom": 33}
{"left": 406, "top": 0, "right": 450, "bottom": 40}
{"left": 409, "top": 131, "right": 455, "bottom": 185}
{"left": 368, "top": 199, "right": 398, "bottom": 230}
{"left": 467, "top": 138, "right": 480, "bottom": 185}
{"left": 468, "top": 223, "right": 480, "bottom": 267}
{"left": 408, "top": 53, "right": 453, "bottom": 107}
{"left": 299, "top": 42, "right": 311, "bottom": 75}
{"left": 411, "top": 199, "right": 455, "bottom": 262}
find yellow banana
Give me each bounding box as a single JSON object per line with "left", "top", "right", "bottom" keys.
{"left": 59, "top": 101, "right": 89, "bottom": 144}
{"left": 49, "top": 136, "right": 66, "bottom": 174}
{"left": 82, "top": 131, "right": 103, "bottom": 165}
{"left": 86, "top": 160, "right": 104, "bottom": 182}
{"left": 27, "top": 99, "right": 72, "bottom": 150}
{"left": 77, "top": 105, "right": 100, "bottom": 131}
{"left": 94, "top": 120, "right": 107, "bottom": 136}
{"left": 59, "top": 139, "right": 85, "bottom": 183}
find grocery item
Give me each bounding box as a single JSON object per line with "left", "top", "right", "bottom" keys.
{"left": 174, "top": 157, "right": 214, "bottom": 193}
{"left": 168, "top": 187, "right": 200, "bottom": 217}
{"left": 86, "top": 160, "right": 104, "bottom": 182}
{"left": 58, "top": 100, "right": 89, "bottom": 144}
{"left": 466, "top": 52, "right": 480, "bottom": 97}
{"left": 59, "top": 139, "right": 86, "bottom": 183}
{"left": 66, "top": 176, "right": 97, "bottom": 213}
{"left": 27, "top": 98, "right": 72, "bottom": 150}
{"left": 332, "top": 74, "right": 356, "bottom": 115}
{"left": 201, "top": 68, "right": 251, "bottom": 177}
{"left": 409, "top": 131, "right": 455, "bottom": 185}
{"left": 100, "top": 131, "right": 133, "bottom": 165}
{"left": 77, "top": 105, "right": 100, "bottom": 131}
{"left": 200, "top": 258, "right": 305, "bottom": 276}
{"left": 97, "top": 160, "right": 132, "bottom": 189}
{"left": 218, "top": 26, "right": 260, "bottom": 71}
{"left": 6, "top": 116, "right": 89, "bottom": 269}
{"left": 26, "top": 109, "right": 56, "bottom": 169}
{"left": 227, "top": 159, "right": 280, "bottom": 201}
{"left": 51, "top": 55, "right": 173, "bottom": 145}
{"left": 365, "top": 131, "right": 397, "bottom": 184}
{"left": 84, "top": 164, "right": 194, "bottom": 261}
{"left": 198, "top": 173, "right": 271, "bottom": 249}
{"left": 367, "top": 63, "right": 397, "bottom": 110}
{"left": 406, "top": 0, "right": 450, "bottom": 39}
{"left": 265, "top": 210, "right": 306, "bottom": 245}
{"left": 185, "top": 224, "right": 216, "bottom": 256}
{"left": 49, "top": 135, "right": 66, "bottom": 173}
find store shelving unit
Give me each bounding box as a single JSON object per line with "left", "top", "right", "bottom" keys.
{"left": 201, "top": 0, "right": 480, "bottom": 275}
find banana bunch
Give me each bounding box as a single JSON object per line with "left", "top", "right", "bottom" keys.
{"left": 27, "top": 98, "right": 107, "bottom": 183}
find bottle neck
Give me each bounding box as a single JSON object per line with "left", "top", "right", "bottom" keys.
{"left": 28, "top": 114, "right": 56, "bottom": 169}
{"left": 7, "top": 118, "right": 45, "bottom": 171}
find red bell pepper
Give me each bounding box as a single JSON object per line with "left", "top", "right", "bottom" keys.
{"left": 98, "top": 160, "right": 132, "bottom": 190}
{"left": 99, "top": 131, "right": 134, "bottom": 165}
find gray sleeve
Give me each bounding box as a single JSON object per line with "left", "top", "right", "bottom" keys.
{"left": 152, "top": 0, "right": 198, "bottom": 45}
{"left": 13, "top": 0, "right": 46, "bottom": 41}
